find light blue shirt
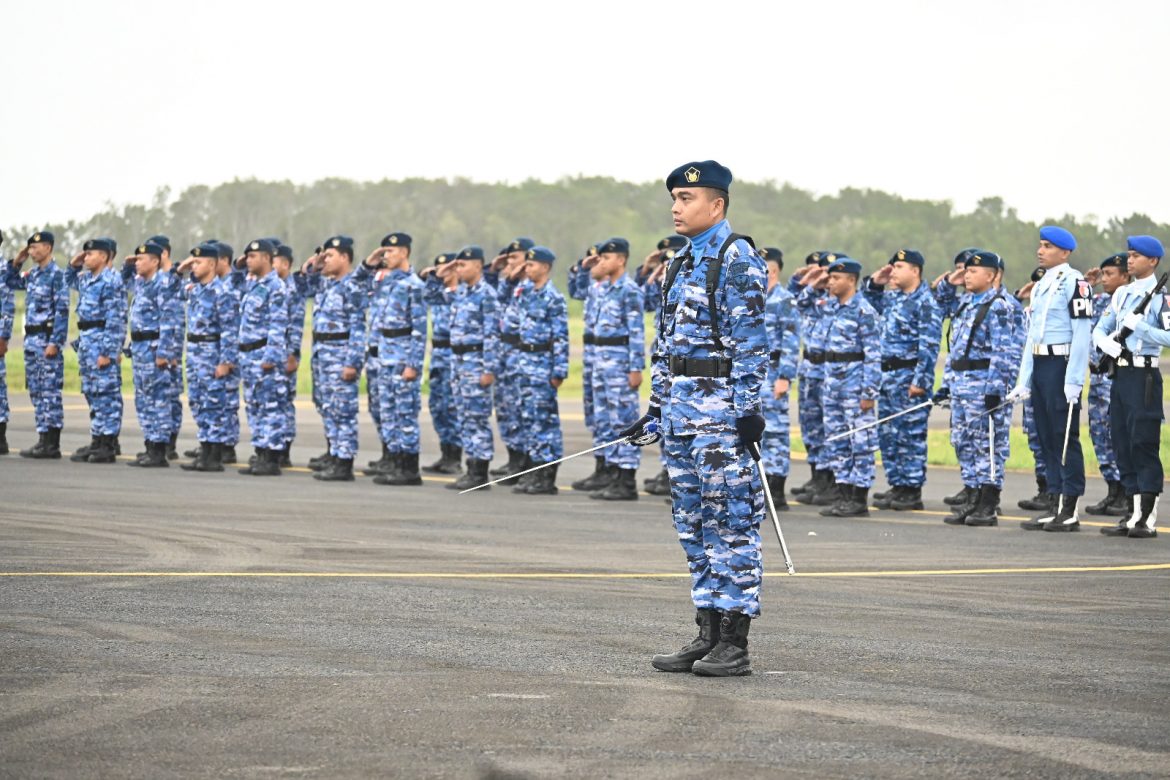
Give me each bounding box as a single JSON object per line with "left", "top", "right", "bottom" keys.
{"left": 1092, "top": 273, "right": 1170, "bottom": 355}
{"left": 1016, "top": 263, "right": 1092, "bottom": 390}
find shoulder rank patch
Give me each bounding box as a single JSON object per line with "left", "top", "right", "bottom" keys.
{"left": 729, "top": 260, "right": 752, "bottom": 293}
{"left": 1068, "top": 279, "right": 1093, "bottom": 319}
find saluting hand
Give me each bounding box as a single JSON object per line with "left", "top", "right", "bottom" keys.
{"left": 1084, "top": 267, "right": 1102, "bottom": 286}
{"left": 870, "top": 265, "right": 893, "bottom": 286}
{"left": 1016, "top": 281, "right": 1035, "bottom": 300}
{"left": 947, "top": 267, "right": 966, "bottom": 286}
{"left": 0, "top": 338, "right": 7, "bottom": 357}
{"left": 15, "top": 247, "right": 29, "bottom": 264}
{"left": 70, "top": 252, "right": 84, "bottom": 268}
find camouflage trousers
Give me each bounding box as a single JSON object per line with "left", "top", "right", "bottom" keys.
{"left": 797, "top": 376, "right": 825, "bottom": 468}
{"left": 581, "top": 352, "right": 602, "bottom": 447}
{"left": 168, "top": 363, "right": 183, "bottom": 441}
{"left": 452, "top": 353, "right": 494, "bottom": 462}
{"left": 280, "top": 365, "right": 297, "bottom": 446}
{"left": 24, "top": 340, "right": 64, "bottom": 432}
{"left": 517, "top": 355, "right": 563, "bottom": 463}
{"left": 951, "top": 394, "right": 1010, "bottom": 490}
{"left": 878, "top": 368, "right": 929, "bottom": 488}
{"left": 365, "top": 359, "right": 381, "bottom": 437}
{"left": 1022, "top": 396, "right": 1047, "bottom": 484}
{"left": 241, "top": 361, "right": 289, "bottom": 451}
{"left": 132, "top": 354, "right": 175, "bottom": 444}
{"left": 378, "top": 364, "right": 421, "bottom": 455}
{"left": 761, "top": 380, "right": 791, "bottom": 477}
{"left": 428, "top": 363, "right": 460, "bottom": 447}
{"left": 79, "top": 341, "right": 122, "bottom": 436}
{"left": 1088, "top": 375, "right": 1119, "bottom": 482}
{"left": 225, "top": 368, "right": 241, "bottom": 447}
{"left": 495, "top": 347, "right": 525, "bottom": 450}
{"left": 821, "top": 392, "right": 877, "bottom": 488}
{"left": 0, "top": 355, "right": 7, "bottom": 423}
{"left": 591, "top": 361, "right": 641, "bottom": 470}
{"left": 312, "top": 347, "right": 359, "bottom": 459}
{"left": 186, "top": 350, "right": 229, "bottom": 444}
{"left": 664, "top": 430, "right": 765, "bottom": 617}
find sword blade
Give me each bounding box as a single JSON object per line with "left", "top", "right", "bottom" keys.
{"left": 825, "top": 400, "right": 933, "bottom": 442}
{"left": 458, "top": 436, "right": 632, "bottom": 494}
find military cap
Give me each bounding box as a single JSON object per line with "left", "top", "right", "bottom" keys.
{"left": 889, "top": 248, "right": 925, "bottom": 268}
{"left": 826, "top": 256, "right": 862, "bottom": 276}
{"left": 83, "top": 238, "right": 116, "bottom": 254}
{"left": 457, "top": 245, "right": 485, "bottom": 262}
{"left": 504, "top": 237, "right": 535, "bottom": 254}
{"left": 191, "top": 242, "right": 221, "bottom": 259}
{"left": 966, "top": 250, "right": 1003, "bottom": 270}
{"left": 135, "top": 240, "right": 166, "bottom": 257}
{"left": 275, "top": 244, "right": 294, "bottom": 261}
{"left": 246, "top": 238, "right": 277, "bottom": 255}
{"left": 666, "top": 160, "right": 732, "bottom": 192}
{"left": 954, "top": 247, "right": 980, "bottom": 266}
{"left": 584, "top": 243, "right": 600, "bottom": 259}
{"left": 147, "top": 235, "right": 171, "bottom": 251}
{"left": 1127, "top": 235, "right": 1164, "bottom": 259}
{"left": 1039, "top": 225, "right": 1077, "bottom": 251}
{"left": 1098, "top": 253, "right": 1126, "bottom": 270}
{"left": 526, "top": 246, "right": 556, "bottom": 265}
{"left": 819, "top": 251, "right": 848, "bottom": 268}
{"left": 214, "top": 241, "right": 233, "bottom": 261}
{"left": 804, "top": 251, "right": 824, "bottom": 265}
{"left": 104, "top": 237, "right": 118, "bottom": 256}
{"left": 28, "top": 230, "right": 55, "bottom": 246}
{"left": 761, "top": 247, "right": 784, "bottom": 265}
{"left": 323, "top": 235, "right": 354, "bottom": 251}
{"left": 657, "top": 235, "right": 688, "bottom": 252}
{"left": 1030, "top": 266, "right": 1047, "bottom": 283}
{"left": 381, "top": 232, "right": 412, "bottom": 248}
{"left": 597, "top": 237, "right": 630, "bottom": 255}
{"left": 434, "top": 251, "right": 456, "bottom": 266}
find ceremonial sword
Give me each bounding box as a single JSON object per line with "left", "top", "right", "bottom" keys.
{"left": 824, "top": 399, "right": 934, "bottom": 442}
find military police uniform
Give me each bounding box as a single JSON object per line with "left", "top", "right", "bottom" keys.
{"left": 1083, "top": 253, "right": 1127, "bottom": 516}
{"left": 761, "top": 247, "right": 799, "bottom": 507}
{"left": 6, "top": 232, "right": 69, "bottom": 458}
{"left": 64, "top": 239, "right": 126, "bottom": 463}
{"left": 1092, "top": 235, "right": 1168, "bottom": 537}
{"left": 421, "top": 251, "right": 463, "bottom": 474}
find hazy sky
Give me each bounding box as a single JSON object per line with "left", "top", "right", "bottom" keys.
{"left": 3, "top": 0, "right": 1167, "bottom": 229}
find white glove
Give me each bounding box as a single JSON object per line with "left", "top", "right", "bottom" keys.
{"left": 1094, "top": 334, "right": 1123, "bottom": 359}
{"left": 1064, "top": 383, "right": 1081, "bottom": 404}
{"left": 1006, "top": 385, "right": 1030, "bottom": 403}
{"left": 1121, "top": 311, "right": 1144, "bottom": 331}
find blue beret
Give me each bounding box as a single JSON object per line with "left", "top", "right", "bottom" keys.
{"left": 246, "top": 238, "right": 278, "bottom": 255}
{"left": 966, "top": 251, "right": 1003, "bottom": 271}
{"left": 597, "top": 237, "right": 630, "bottom": 255}
{"left": 1031, "top": 266, "right": 1047, "bottom": 283}
{"left": 28, "top": 230, "right": 54, "bottom": 246}
{"left": 657, "top": 235, "right": 688, "bottom": 251}
{"left": 214, "top": 242, "right": 233, "bottom": 260}
{"left": 1099, "top": 253, "right": 1126, "bottom": 270}
{"left": 1039, "top": 225, "right": 1077, "bottom": 252}
{"left": 1127, "top": 235, "right": 1164, "bottom": 259}
{"left": 526, "top": 246, "right": 556, "bottom": 264}
{"left": 827, "top": 256, "right": 862, "bottom": 275}
{"left": 134, "top": 240, "right": 165, "bottom": 257}
{"left": 889, "top": 248, "right": 925, "bottom": 268}
{"left": 954, "top": 247, "right": 980, "bottom": 266}
{"left": 457, "top": 245, "right": 485, "bottom": 262}
{"left": 761, "top": 247, "right": 784, "bottom": 264}
{"left": 381, "top": 232, "right": 412, "bottom": 248}
{"left": 191, "top": 242, "right": 221, "bottom": 259}
{"left": 666, "top": 160, "right": 732, "bottom": 192}
{"left": 323, "top": 235, "right": 354, "bottom": 251}
{"left": 504, "top": 237, "right": 535, "bottom": 255}
{"left": 434, "top": 251, "right": 457, "bottom": 266}
{"left": 83, "top": 237, "right": 116, "bottom": 254}
{"left": 275, "top": 244, "right": 294, "bottom": 261}
{"left": 148, "top": 235, "right": 171, "bottom": 251}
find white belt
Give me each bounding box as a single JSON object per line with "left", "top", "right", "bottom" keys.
{"left": 1032, "top": 343, "right": 1071, "bottom": 356}
{"left": 1118, "top": 355, "right": 1160, "bottom": 368}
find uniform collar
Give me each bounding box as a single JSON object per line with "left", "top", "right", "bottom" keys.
{"left": 685, "top": 220, "right": 731, "bottom": 258}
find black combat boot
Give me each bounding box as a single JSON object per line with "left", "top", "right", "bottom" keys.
{"left": 592, "top": 468, "right": 638, "bottom": 501}
{"left": 112, "top": 436, "right": 121, "bottom": 455}
{"left": 965, "top": 485, "right": 1000, "bottom": 526}
{"left": 644, "top": 468, "right": 671, "bottom": 496}
{"left": 437, "top": 443, "right": 463, "bottom": 474}
{"left": 873, "top": 485, "right": 900, "bottom": 510}
{"left": 499, "top": 451, "right": 529, "bottom": 486}
{"left": 1017, "top": 475, "right": 1051, "bottom": 510}
{"left": 71, "top": 435, "right": 99, "bottom": 462}
{"left": 1085, "top": 481, "right": 1123, "bottom": 516}
{"left": 1042, "top": 495, "right": 1080, "bottom": 532}
{"left": 791, "top": 467, "right": 821, "bottom": 499}
{"left": 523, "top": 463, "right": 559, "bottom": 495}
{"left": 251, "top": 447, "right": 282, "bottom": 476}
{"left": 315, "top": 456, "right": 355, "bottom": 482}
{"left": 166, "top": 433, "right": 179, "bottom": 461}
{"left": 810, "top": 477, "right": 842, "bottom": 507}
{"left": 22, "top": 428, "right": 61, "bottom": 459}
{"left": 19, "top": 432, "right": 46, "bottom": 459}
{"left": 944, "top": 486, "right": 980, "bottom": 525}
{"left": 1019, "top": 496, "right": 1059, "bottom": 530}
{"left": 692, "top": 612, "right": 752, "bottom": 677}
{"left": 364, "top": 450, "right": 398, "bottom": 477}
{"left": 1101, "top": 495, "right": 1138, "bottom": 537}
{"left": 371, "top": 442, "right": 392, "bottom": 470}
{"left": 822, "top": 485, "right": 869, "bottom": 517}
{"left": 376, "top": 452, "right": 422, "bottom": 486}
{"left": 944, "top": 485, "right": 974, "bottom": 506}
{"left": 1127, "top": 494, "right": 1159, "bottom": 539}
{"left": 1105, "top": 485, "right": 1133, "bottom": 516}
{"left": 0, "top": 421, "right": 8, "bottom": 454}
{"left": 278, "top": 445, "right": 292, "bottom": 468}
{"left": 220, "top": 444, "right": 237, "bottom": 464}
{"left": 767, "top": 474, "right": 788, "bottom": 511}
{"left": 86, "top": 434, "right": 117, "bottom": 464}
{"left": 651, "top": 609, "right": 720, "bottom": 672}
{"left": 422, "top": 443, "right": 445, "bottom": 473}
{"left": 450, "top": 458, "right": 489, "bottom": 491}
{"left": 198, "top": 443, "right": 225, "bottom": 473}
{"left": 181, "top": 442, "right": 210, "bottom": 471}
{"left": 571, "top": 457, "right": 611, "bottom": 491}
{"left": 129, "top": 440, "right": 169, "bottom": 468}
{"left": 505, "top": 454, "right": 533, "bottom": 491}
{"left": 183, "top": 445, "right": 201, "bottom": 458}
{"left": 308, "top": 441, "right": 332, "bottom": 471}
{"left": 491, "top": 448, "right": 522, "bottom": 478}
{"left": 890, "top": 486, "right": 925, "bottom": 511}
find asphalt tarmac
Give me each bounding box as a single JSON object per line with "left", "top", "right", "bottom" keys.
{"left": 1, "top": 399, "right": 1168, "bottom": 779}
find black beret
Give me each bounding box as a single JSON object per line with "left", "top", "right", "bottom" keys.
{"left": 28, "top": 231, "right": 55, "bottom": 246}
{"left": 191, "top": 242, "right": 221, "bottom": 259}
{"left": 597, "top": 237, "right": 630, "bottom": 255}
{"left": 275, "top": 244, "right": 294, "bottom": 261}
{"left": 134, "top": 240, "right": 166, "bottom": 257}
{"left": 761, "top": 247, "right": 784, "bottom": 264}
{"left": 889, "top": 249, "right": 925, "bottom": 268}
{"left": 457, "top": 245, "right": 485, "bottom": 262}
{"left": 147, "top": 235, "right": 171, "bottom": 251}
{"left": 666, "top": 160, "right": 732, "bottom": 192}
{"left": 966, "top": 251, "right": 1003, "bottom": 271}
{"left": 246, "top": 238, "right": 277, "bottom": 255}
{"left": 1099, "top": 253, "right": 1127, "bottom": 270}
{"left": 381, "top": 232, "right": 412, "bottom": 248}
{"left": 657, "top": 235, "right": 688, "bottom": 252}
{"left": 83, "top": 238, "right": 116, "bottom": 254}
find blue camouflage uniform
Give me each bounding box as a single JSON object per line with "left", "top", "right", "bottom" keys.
{"left": 652, "top": 218, "right": 768, "bottom": 617}
{"left": 238, "top": 269, "right": 290, "bottom": 451}
{"left": 217, "top": 253, "right": 245, "bottom": 451}
{"left": 586, "top": 265, "right": 646, "bottom": 471}
{"left": 301, "top": 265, "right": 368, "bottom": 460}
{"left": 423, "top": 265, "right": 460, "bottom": 449}
{"left": 492, "top": 240, "right": 534, "bottom": 460}
{"left": 0, "top": 259, "right": 14, "bottom": 426}
{"left": 820, "top": 288, "right": 881, "bottom": 489}
{"left": 862, "top": 273, "right": 941, "bottom": 489}
{"left": 128, "top": 269, "right": 182, "bottom": 444}
{"left": 568, "top": 251, "right": 601, "bottom": 447}
{"left": 762, "top": 282, "right": 799, "bottom": 476}
{"left": 65, "top": 262, "right": 125, "bottom": 438}
{"left": 182, "top": 271, "right": 238, "bottom": 445}
{"left": 5, "top": 256, "right": 69, "bottom": 432}
{"left": 447, "top": 267, "right": 499, "bottom": 463}
{"left": 165, "top": 271, "right": 185, "bottom": 443}
{"left": 282, "top": 272, "right": 307, "bottom": 450}
{"left": 1088, "top": 291, "right": 1119, "bottom": 482}
{"left": 514, "top": 273, "right": 569, "bottom": 463}
{"left": 793, "top": 276, "right": 831, "bottom": 470}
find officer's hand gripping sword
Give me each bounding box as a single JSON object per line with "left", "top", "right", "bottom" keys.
{"left": 747, "top": 441, "right": 796, "bottom": 575}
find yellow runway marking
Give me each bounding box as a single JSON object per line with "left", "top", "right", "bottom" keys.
{"left": 2, "top": 563, "right": 1167, "bottom": 579}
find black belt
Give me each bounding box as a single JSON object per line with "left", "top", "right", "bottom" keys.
{"left": 500, "top": 333, "right": 520, "bottom": 346}
{"left": 131, "top": 330, "right": 160, "bottom": 342}
{"left": 367, "top": 346, "right": 379, "bottom": 358}
{"left": 451, "top": 343, "right": 484, "bottom": 355}
{"left": 240, "top": 338, "right": 268, "bottom": 353}
{"left": 803, "top": 349, "right": 825, "bottom": 365}
{"left": 380, "top": 327, "right": 411, "bottom": 338}
{"left": 314, "top": 331, "right": 350, "bottom": 342}
{"left": 825, "top": 351, "right": 864, "bottom": 363}
{"left": 432, "top": 338, "right": 451, "bottom": 349}
{"left": 951, "top": 358, "right": 990, "bottom": 371}
{"left": 584, "top": 334, "right": 629, "bottom": 347}
{"left": 78, "top": 319, "right": 106, "bottom": 331}
{"left": 668, "top": 356, "right": 731, "bottom": 378}
{"left": 187, "top": 333, "right": 221, "bottom": 343}
{"left": 25, "top": 323, "right": 53, "bottom": 335}
{"left": 881, "top": 357, "right": 918, "bottom": 371}
{"left": 518, "top": 341, "right": 552, "bottom": 353}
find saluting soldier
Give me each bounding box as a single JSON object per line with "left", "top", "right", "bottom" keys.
{"left": 1082, "top": 254, "right": 1130, "bottom": 516}
{"left": 567, "top": 243, "right": 612, "bottom": 492}
{"left": 420, "top": 251, "right": 463, "bottom": 474}
{"left": 487, "top": 238, "right": 534, "bottom": 483}
{"left": 212, "top": 241, "right": 244, "bottom": 464}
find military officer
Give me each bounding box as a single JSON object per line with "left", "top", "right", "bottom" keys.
{"left": 1093, "top": 235, "right": 1168, "bottom": 538}
{"left": 146, "top": 235, "right": 184, "bottom": 460}
{"left": 0, "top": 233, "right": 13, "bottom": 454}
{"left": 420, "top": 251, "right": 463, "bottom": 474}
{"left": 1009, "top": 226, "right": 1093, "bottom": 532}
{"left": 1083, "top": 254, "right": 1130, "bottom": 516}
{"left": 487, "top": 238, "right": 534, "bottom": 483}
{"left": 790, "top": 252, "right": 838, "bottom": 506}
{"left": 761, "top": 247, "right": 799, "bottom": 508}
{"left": 568, "top": 243, "right": 613, "bottom": 492}
{"left": 273, "top": 243, "right": 305, "bottom": 467}
{"left": 625, "top": 160, "right": 768, "bottom": 677}
{"left": 212, "top": 241, "right": 243, "bottom": 464}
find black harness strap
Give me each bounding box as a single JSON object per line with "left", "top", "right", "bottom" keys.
{"left": 661, "top": 233, "right": 755, "bottom": 352}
